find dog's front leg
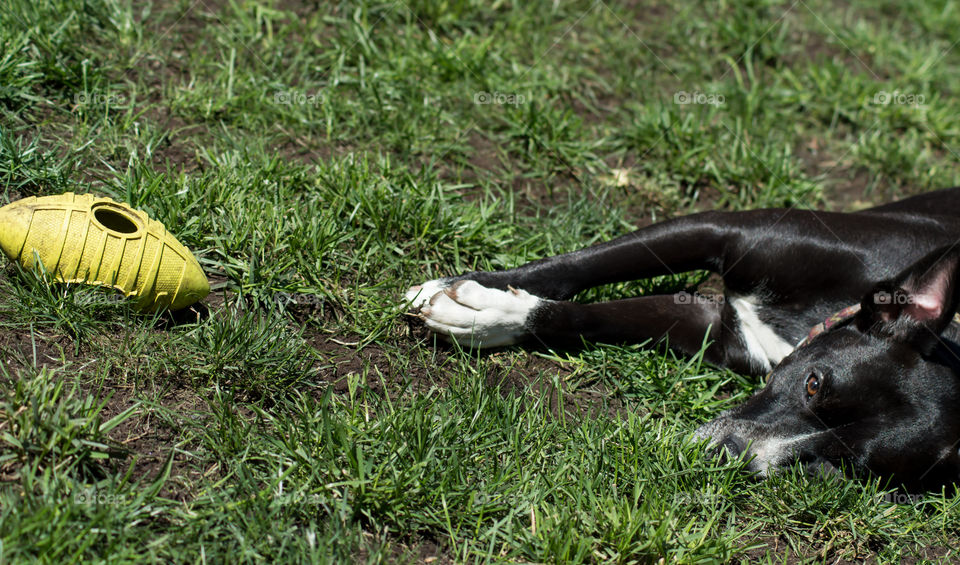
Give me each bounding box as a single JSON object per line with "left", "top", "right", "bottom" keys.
{"left": 527, "top": 294, "right": 762, "bottom": 373}
{"left": 414, "top": 283, "right": 759, "bottom": 374}
{"left": 406, "top": 211, "right": 732, "bottom": 306}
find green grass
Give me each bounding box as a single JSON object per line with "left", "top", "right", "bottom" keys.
{"left": 2, "top": 0, "right": 960, "bottom": 562}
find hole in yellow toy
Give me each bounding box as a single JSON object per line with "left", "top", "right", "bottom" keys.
{"left": 92, "top": 205, "right": 140, "bottom": 235}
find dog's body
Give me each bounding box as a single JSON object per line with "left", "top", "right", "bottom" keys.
{"left": 408, "top": 187, "right": 960, "bottom": 490}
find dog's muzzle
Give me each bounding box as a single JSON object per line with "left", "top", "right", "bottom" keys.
{"left": 694, "top": 416, "right": 838, "bottom": 477}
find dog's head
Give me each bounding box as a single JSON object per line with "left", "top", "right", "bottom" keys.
{"left": 697, "top": 246, "right": 960, "bottom": 490}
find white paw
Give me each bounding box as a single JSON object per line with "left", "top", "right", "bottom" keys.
{"left": 418, "top": 280, "right": 541, "bottom": 348}
{"left": 405, "top": 279, "right": 450, "bottom": 308}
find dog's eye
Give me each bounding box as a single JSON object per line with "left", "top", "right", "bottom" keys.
{"left": 805, "top": 373, "right": 820, "bottom": 397}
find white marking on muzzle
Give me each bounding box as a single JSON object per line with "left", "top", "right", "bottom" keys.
{"left": 743, "top": 432, "right": 823, "bottom": 476}
{"left": 696, "top": 417, "right": 824, "bottom": 476}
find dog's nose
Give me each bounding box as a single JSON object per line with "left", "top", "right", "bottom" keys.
{"left": 803, "top": 459, "right": 839, "bottom": 477}
{"left": 713, "top": 435, "right": 746, "bottom": 463}
{"left": 695, "top": 418, "right": 746, "bottom": 462}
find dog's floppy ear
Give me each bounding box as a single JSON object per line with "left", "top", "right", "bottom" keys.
{"left": 856, "top": 245, "right": 960, "bottom": 350}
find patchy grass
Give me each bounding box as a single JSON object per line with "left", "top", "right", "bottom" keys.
{"left": 2, "top": 0, "right": 960, "bottom": 562}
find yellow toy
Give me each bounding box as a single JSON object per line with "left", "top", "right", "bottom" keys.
{"left": 0, "top": 193, "right": 209, "bottom": 311}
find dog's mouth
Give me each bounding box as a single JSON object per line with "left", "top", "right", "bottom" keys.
{"left": 695, "top": 417, "right": 839, "bottom": 478}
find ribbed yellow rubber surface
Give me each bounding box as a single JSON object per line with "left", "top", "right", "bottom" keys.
{"left": 0, "top": 193, "right": 209, "bottom": 311}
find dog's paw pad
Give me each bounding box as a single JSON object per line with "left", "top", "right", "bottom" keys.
{"left": 405, "top": 279, "right": 449, "bottom": 308}
{"left": 420, "top": 281, "right": 541, "bottom": 348}
{"left": 444, "top": 280, "right": 535, "bottom": 312}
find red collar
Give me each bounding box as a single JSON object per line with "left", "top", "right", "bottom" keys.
{"left": 795, "top": 305, "right": 960, "bottom": 349}
{"left": 795, "top": 304, "right": 863, "bottom": 348}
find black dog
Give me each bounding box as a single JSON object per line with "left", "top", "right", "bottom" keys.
{"left": 407, "top": 187, "right": 960, "bottom": 490}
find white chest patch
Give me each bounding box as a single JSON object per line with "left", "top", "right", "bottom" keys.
{"left": 729, "top": 295, "right": 795, "bottom": 372}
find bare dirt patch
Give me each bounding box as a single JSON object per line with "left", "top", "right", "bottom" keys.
{"left": 93, "top": 382, "right": 207, "bottom": 500}
{"left": 309, "top": 319, "right": 622, "bottom": 422}
{"left": 0, "top": 317, "right": 207, "bottom": 500}
{"left": 0, "top": 327, "right": 79, "bottom": 376}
